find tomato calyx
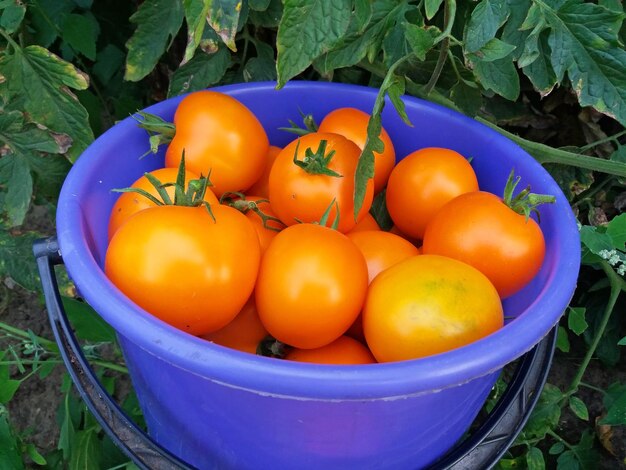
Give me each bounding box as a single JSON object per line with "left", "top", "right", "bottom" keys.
{"left": 256, "top": 335, "right": 290, "bottom": 358}
{"left": 133, "top": 111, "right": 176, "bottom": 156}
{"left": 502, "top": 170, "right": 556, "bottom": 222}
{"left": 222, "top": 192, "right": 285, "bottom": 232}
{"left": 278, "top": 109, "right": 318, "bottom": 136}
{"left": 292, "top": 139, "right": 343, "bottom": 178}
{"left": 113, "top": 154, "right": 216, "bottom": 220}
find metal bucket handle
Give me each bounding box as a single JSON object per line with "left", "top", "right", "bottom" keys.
{"left": 34, "top": 236, "right": 557, "bottom": 470}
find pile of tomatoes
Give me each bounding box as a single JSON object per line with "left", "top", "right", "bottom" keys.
{"left": 104, "top": 90, "right": 550, "bottom": 365}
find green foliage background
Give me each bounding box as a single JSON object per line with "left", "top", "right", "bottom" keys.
{"left": 0, "top": 0, "right": 626, "bottom": 468}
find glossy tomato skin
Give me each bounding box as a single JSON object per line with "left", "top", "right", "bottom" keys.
{"left": 241, "top": 196, "right": 284, "bottom": 255}
{"left": 363, "top": 255, "right": 503, "bottom": 363}
{"left": 268, "top": 132, "right": 374, "bottom": 233}
{"left": 422, "top": 191, "right": 546, "bottom": 298}
{"left": 255, "top": 223, "right": 369, "bottom": 349}
{"left": 165, "top": 91, "right": 269, "bottom": 197}
{"left": 107, "top": 167, "right": 219, "bottom": 240}
{"left": 318, "top": 107, "right": 395, "bottom": 194}
{"left": 385, "top": 147, "right": 479, "bottom": 240}
{"left": 285, "top": 336, "right": 376, "bottom": 365}
{"left": 245, "top": 145, "right": 282, "bottom": 199}
{"left": 201, "top": 297, "right": 268, "bottom": 354}
{"left": 105, "top": 204, "right": 261, "bottom": 335}
{"left": 347, "top": 212, "right": 380, "bottom": 233}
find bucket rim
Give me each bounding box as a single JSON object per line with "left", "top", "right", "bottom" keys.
{"left": 56, "top": 80, "right": 580, "bottom": 400}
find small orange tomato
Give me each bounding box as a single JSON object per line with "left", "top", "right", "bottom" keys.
{"left": 107, "top": 167, "right": 218, "bottom": 240}
{"left": 386, "top": 147, "right": 478, "bottom": 240}
{"left": 363, "top": 255, "right": 503, "bottom": 362}
{"left": 246, "top": 145, "right": 282, "bottom": 199}
{"left": 285, "top": 336, "right": 376, "bottom": 365}
{"left": 318, "top": 107, "right": 395, "bottom": 194}
{"left": 201, "top": 297, "right": 268, "bottom": 354}
{"left": 255, "top": 223, "right": 369, "bottom": 349}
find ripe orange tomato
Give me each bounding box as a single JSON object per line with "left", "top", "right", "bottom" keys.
{"left": 385, "top": 147, "right": 478, "bottom": 240}
{"left": 201, "top": 297, "right": 268, "bottom": 354}
{"left": 285, "top": 336, "right": 376, "bottom": 365}
{"left": 422, "top": 191, "right": 546, "bottom": 298}
{"left": 318, "top": 107, "right": 395, "bottom": 194}
{"left": 245, "top": 145, "right": 282, "bottom": 199}
{"left": 165, "top": 91, "right": 269, "bottom": 196}
{"left": 255, "top": 223, "right": 369, "bottom": 349}
{"left": 347, "top": 212, "right": 381, "bottom": 233}
{"left": 363, "top": 255, "right": 503, "bottom": 362}
{"left": 268, "top": 132, "right": 374, "bottom": 233}
{"left": 107, "top": 167, "right": 218, "bottom": 240}
{"left": 105, "top": 204, "right": 261, "bottom": 335}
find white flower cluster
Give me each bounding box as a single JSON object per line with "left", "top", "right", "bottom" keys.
{"left": 599, "top": 249, "right": 626, "bottom": 276}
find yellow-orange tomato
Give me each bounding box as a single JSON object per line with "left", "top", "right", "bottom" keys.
{"left": 107, "top": 167, "right": 218, "bottom": 240}
{"left": 268, "top": 132, "right": 374, "bottom": 233}
{"left": 245, "top": 145, "right": 282, "bottom": 198}
{"left": 318, "top": 107, "right": 395, "bottom": 194}
{"left": 347, "top": 212, "right": 381, "bottom": 233}
{"left": 201, "top": 297, "right": 268, "bottom": 354}
{"left": 363, "top": 255, "right": 503, "bottom": 362}
{"left": 255, "top": 223, "right": 369, "bottom": 349}
{"left": 285, "top": 336, "right": 376, "bottom": 365}
{"left": 165, "top": 91, "right": 269, "bottom": 196}
{"left": 105, "top": 204, "right": 261, "bottom": 336}
{"left": 386, "top": 147, "right": 478, "bottom": 240}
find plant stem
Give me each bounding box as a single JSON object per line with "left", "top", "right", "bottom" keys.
{"left": 0, "top": 321, "right": 58, "bottom": 351}
{"left": 424, "top": 0, "right": 454, "bottom": 95}
{"left": 0, "top": 359, "right": 128, "bottom": 374}
{"left": 565, "top": 261, "right": 624, "bottom": 397}
{"left": 359, "top": 59, "right": 626, "bottom": 177}
{"left": 0, "top": 28, "right": 20, "bottom": 51}
{"left": 546, "top": 429, "right": 575, "bottom": 452}
{"left": 579, "top": 382, "right": 606, "bottom": 394}
{"left": 579, "top": 129, "right": 626, "bottom": 151}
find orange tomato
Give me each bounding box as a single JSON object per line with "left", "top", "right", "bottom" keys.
{"left": 385, "top": 147, "right": 478, "bottom": 240}
{"left": 255, "top": 223, "right": 369, "bottom": 349}
{"left": 105, "top": 204, "right": 261, "bottom": 335}
{"left": 422, "top": 191, "right": 546, "bottom": 298}
{"left": 239, "top": 196, "right": 285, "bottom": 254}
{"left": 285, "top": 336, "right": 376, "bottom": 365}
{"left": 318, "top": 107, "right": 395, "bottom": 194}
{"left": 107, "top": 167, "right": 218, "bottom": 240}
{"left": 347, "top": 212, "right": 381, "bottom": 233}
{"left": 268, "top": 132, "right": 374, "bottom": 233}
{"left": 245, "top": 145, "right": 282, "bottom": 198}
{"left": 201, "top": 297, "right": 268, "bottom": 354}
{"left": 165, "top": 91, "right": 269, "bottom": 196}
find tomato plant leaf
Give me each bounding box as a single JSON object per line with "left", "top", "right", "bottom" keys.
{"left": 549, "top": 442, "right": 565, "bottom": 455}
{"left": 0, "top": 1, "right": 26, "bottom": 34}
{"left": 473, "top": 56, "right": 520, "bottom": 101}
{"left": 314, "top": 0, "right": 404, "bottom": 75}
{"left": 0, "top": 44, "right": 91, "bottom": 162}
{"left": 606, "top": 213, "right": 626, "bottom": 249}
{"left": 0, "top": 408, "right": 24, "bottom": 470}
{"left": 532, "top": 0, "right": 626, "bottom": 126}
{"left": 567, "top": 307, "right": 588, "bottom": 336}
{"left": 556, "top": 326, "right": 570, "bottom": 353}
{"left": 523, "top": 383, "right": 563, "bottom": 439}
{"left": 61, "top": 13, "right": 99, "bottom": 61}
{"left": 124, "top": 0, "right": 184, "bottom": 82}
{"left": 276, "top": 0, "right": 352, "bottom": 88}
{"left": 0, "top": 352, "right": 21, "bottom": 404}
{"left": 405, "top": 24, "right": 439, "bottom": 61}
{"left": 205, "top": 0, "right": 242, "bottom": 52}
{"left": 168, "top": 48, "right": 231, "bottom": 97}
{"left": 249, "top": 0, "right": 282, "bottom": 27}
{"left": 183, "top": 0, "right": 211, "bottom": 63}
{"left": 243, "top": 45, "right": 277, "bottom": 82}
{"left": 526, "top": 446, "right": 545, "bottom": 470}
{"left": 463, "top": 0, "right": 509, "bottom": 54}
{"left": 0, "top": 229, "right": 42, "bottom": 291}
{"left": 450, "top": 80, "right": 483, "bottom": 117}
{"left": 369, "top": 190, "right": 393, "bottom": 230}
{"left": 250, "top": 0, "right": 271, "bottom": 10}
{"left": 556, "top": 450, "right": 578, "bottom": 470}
{"left": 0, "top": 154, "right": 31, "bottom": 226}
{"left": 600, "top": 388, "right": 626, "bottom": 425}
{"left": 569, "top": 395, "right": 589, "bottom": 421}
{"left": 468, "top": 38, "right": 516, "bottom": 62}
{"left": 521, "top": 30, "right": 558, "bottom": 96}
{"left": 354, "top": 0, "right": 372, "bottom": 33}
{"left": 425, "top": 0, "right": 444, "bottom": 20}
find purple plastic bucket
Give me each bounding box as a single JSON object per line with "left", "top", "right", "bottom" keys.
{"left": 56, "top": 81, "right": 580, "bottom": 469}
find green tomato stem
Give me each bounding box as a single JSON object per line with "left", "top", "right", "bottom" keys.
{"left": 0, "top": 321, "right": 58, "bottom": 351}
